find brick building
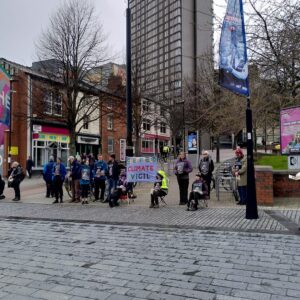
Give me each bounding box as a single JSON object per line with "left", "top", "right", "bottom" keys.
{"left": 0, "top": 58, "right": 126, "bottom": 175}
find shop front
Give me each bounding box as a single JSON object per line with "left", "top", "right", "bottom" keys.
{"left": 76, "top": 134, "right": 100, "bottom": 157}
{"left": 32, "top": 125, "right": 70, "bottom": 169}
{"left": 141, "top": 133, "right": 170, "bottom": 155}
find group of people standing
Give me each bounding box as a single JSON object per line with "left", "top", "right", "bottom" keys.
{"left": 42, "top": 153, "right": 123, "bottom": 205}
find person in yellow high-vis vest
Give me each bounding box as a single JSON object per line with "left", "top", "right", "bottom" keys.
{"left": 150, "top": 170, "right": 169, "bottom": 208}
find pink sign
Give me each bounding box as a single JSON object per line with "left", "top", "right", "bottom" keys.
{"left": 280, "top": 106, "right": 300, "bottom": 154}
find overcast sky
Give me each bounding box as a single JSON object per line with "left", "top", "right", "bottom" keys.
{"left": 0, "top": 0, "right": 227, "bottom": 67}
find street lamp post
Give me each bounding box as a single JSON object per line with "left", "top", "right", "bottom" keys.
{"left": 182, "top": 101, "right": 185, "bottom": 152}
{"left": 126, "top": 0, "right": 134, "bottom": 158}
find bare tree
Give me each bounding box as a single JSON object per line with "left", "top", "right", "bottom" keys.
{"left": 247, "top": 0, "right": 300, "bottom": 99}
{"left": 36, "top": 0, "right": 109, "bottom": 154}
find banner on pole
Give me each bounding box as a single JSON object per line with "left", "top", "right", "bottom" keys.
{"left": 126, "top": 156, "right": 157, "bottom": 182}
{"left": 219, "top": 0, "right": 249, "bottom": 97}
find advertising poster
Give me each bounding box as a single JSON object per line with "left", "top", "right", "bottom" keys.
{"left": 126, "top": 156, "right": 157, "bottom": 182}
{"left": 281, "top": 106, "right": 300, "bottom": 155}
{"left": 188, "top": 131, "right": 198, "bottom": 153}
{"left": 0, "top": 67, "right": 11, "bottom": 174}
{"left": 219, "top": 0, "right": 249, "bottom": 96}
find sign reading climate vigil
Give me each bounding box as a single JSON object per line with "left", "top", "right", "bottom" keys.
{"left": 126, "top": 157, "right": 157, "bottom": 182}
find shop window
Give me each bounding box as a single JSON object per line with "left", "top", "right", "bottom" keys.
{"left": 108, "top": 137, "right": 114, "bottom": 153}
{"left": 83, "top": 115, "right": 89, "bottom": 129}
{"left": 107, "top": 114, "right": 113, "bottom": 130}
{"left": 160, "top": 122, "right": 166, "bottom": 134}
{"left": 141, "top": 139, "right": 154, "bottom": 153}
{"left": 143, "top": 119, "right": 151, "bottom": 131}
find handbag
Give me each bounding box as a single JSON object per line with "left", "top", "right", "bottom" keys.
{"left": 8, "top": 177, "right": 14, "bottom": 188}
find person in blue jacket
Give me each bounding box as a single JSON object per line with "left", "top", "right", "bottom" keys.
{"left": 43, "top": 156, "right": 54, "bottom": 198}
{"left": 52, "top": 157, "right": 66, "bottom": 204}
{"left": 93, "top": 154, "right": 107, "bottom": 202}
{"left": 80, "top": 158, "right": 91, "bottom": 205}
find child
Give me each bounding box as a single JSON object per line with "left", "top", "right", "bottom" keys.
{"left": 149, "top": 170, "right": 168, "bottom": 208}
{"left": 80, "top": 158, "right": 91, "bottom": 205}
{"left": 109, "top": 167, "right": 128, "bottom": 208}
{"left": 187, "top": 173, "right": 208, "bottom": 211}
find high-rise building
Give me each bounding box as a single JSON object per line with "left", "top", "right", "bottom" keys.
{"left": 130, "top": 0, "right": 213, "bottom": 102}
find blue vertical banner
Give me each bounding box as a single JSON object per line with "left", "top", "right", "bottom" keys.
{"left": 219, "top": 0, "right": 249, "bottom": 97}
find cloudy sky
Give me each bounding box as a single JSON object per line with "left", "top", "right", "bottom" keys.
{"left": 0, "top": 0, "right": 127, "bottom": 66}
{"left": 0, "top": 0, "right": 227, "bottom": 67}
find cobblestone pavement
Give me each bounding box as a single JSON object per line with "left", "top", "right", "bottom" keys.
{"left": 0, "top": 219, "right": 299, "bottom": 300}
{"left": 0, "top": 202, "right": 295, "bottom": 234}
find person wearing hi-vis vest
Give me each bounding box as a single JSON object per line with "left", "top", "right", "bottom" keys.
{"left": 149, "top": 170, "right": 169, "bottom": 208}
{"left": 162, "top": 144, "right": 169, "bottom": 161}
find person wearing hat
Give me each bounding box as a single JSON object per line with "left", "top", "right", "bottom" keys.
{"left": 233, "top": 148, "right": 247, "bottom": 205}
{"left": 149, "top": 170, "right": 169, "bottom": 208}
{"left": 187, "top": 173, "right": 209, "bottom": 211}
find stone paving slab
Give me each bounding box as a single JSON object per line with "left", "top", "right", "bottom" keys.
{"left": 0, "top": 202, "right": 290, "bottom": 233}
{"left": 0, "top": 219, "right": 299, "bottom": 300}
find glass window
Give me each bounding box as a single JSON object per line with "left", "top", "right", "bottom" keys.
{"left": 142, "top": 100, "right": 150, "bottom": 112}
{"left": 107, "top": 114, "right": 113, "bottom": 130}
{"left": 53, "top": 93, "right": 62, "bottom": 115}
{"left": 83, "top": 115, "right": 89, "bottom": 129}
{"left": 160, "top": 122, "right": 166, "bottom": 134}
{"left": 142, "top": 119, "right": 151, "bottom": 131}
{"left": 108, "top": 137, "right": 114, "bottom": 153}
{"left": 44, "top": 92, "right": 52, "bottom": 114}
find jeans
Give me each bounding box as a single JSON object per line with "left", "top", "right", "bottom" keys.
{"left": 107, "top": 178, "right": 118, "bottom": 200}
{"left": 46, "top": 180, "right": 54, "bottom": 197}
{"left": 238, "top": 186, "right": 247, "bottom": 204}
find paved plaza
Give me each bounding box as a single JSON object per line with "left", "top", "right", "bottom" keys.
{"left": 0, "top": 219, "right": 299, "bottom": 300}
{"left": 0, "top": 149, "right": 299, "bottom": 299}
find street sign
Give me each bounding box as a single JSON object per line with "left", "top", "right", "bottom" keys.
{"left": 288, "top": 155, "right": 300, "bottom": 170}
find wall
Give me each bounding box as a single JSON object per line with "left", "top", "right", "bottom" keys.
{"left": 273, "top": 170, "right": 300, "bottom": 197}
{"left": 255, "top": 166, "right": 273, "bottom": 205}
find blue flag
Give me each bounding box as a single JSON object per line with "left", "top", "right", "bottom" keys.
{"left": 219, "top": 0, "right": 249, "bottom": 97}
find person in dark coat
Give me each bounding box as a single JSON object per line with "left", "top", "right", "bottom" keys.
{"left": 0, "top": 175, "right": 5, "bottom": 200}
{"left": 69, "top": 156, "right": 82, "bottom": 203}
{"left": 26, "top": 156, "right": 34, "bottom": 179}
{"left": 198, "top": 150, "right": 214, "bottom": 198}
{"left": 8, "top": 161, "right": 24, "bottom": 201}
{"left": 106, "top": 154, "right": 120, "bottom": 201}
{"left": 43, "top": 156, "right": 55, "bottom": 198}
{"left": 174, "top": 152, "right": 193, "bottom": 205}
